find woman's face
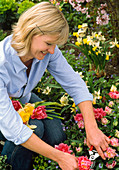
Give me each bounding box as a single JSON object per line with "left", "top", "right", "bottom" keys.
{"left": 29, "top": 34, "right": 57, "bottom": 60}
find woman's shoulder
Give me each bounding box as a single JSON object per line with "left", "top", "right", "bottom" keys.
{"left": 0, "top": 35, "right": 15, "bottom": 66}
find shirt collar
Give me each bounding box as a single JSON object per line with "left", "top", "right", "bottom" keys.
{"left": 11, "top": 50, "right": 27, "bottom": 73}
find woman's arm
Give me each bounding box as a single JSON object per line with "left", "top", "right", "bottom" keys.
{"left": 21, "top": 133, "right": 79, "bottom": 170}
{"left": 77, "top": 100, "right": 110, "bottom": 160}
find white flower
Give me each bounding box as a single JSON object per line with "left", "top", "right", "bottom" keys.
{"left": 27, "top": 124, "right": 37, "bottom": 131}
{"left": 82, "top": 23, "right": 88, "bottom": 28}
{"left": 110, "top": 85, "right": 117, "bottom": 92}
{"left": 93, "top": 90, "right": 102, "bottom": 104}
{"left": 110, "top": 38, "right": 119, "bottom": 48}
{"left": 76, "top": 71, "right": 84, "bottom": 78}
{"left": 60, "top": 95, "right": 69, "bottom": 106}
{"left": 77, "top": 37, "right": 83, "bottom": 44}
{"left": 42, "top": 86, "right": 51, "bottom": 95}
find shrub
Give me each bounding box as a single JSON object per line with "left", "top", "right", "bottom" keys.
{"left": 0, "top": 0, "right": 18, "bottom": 30}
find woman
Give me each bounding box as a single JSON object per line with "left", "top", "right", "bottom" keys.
{"left": 0, "top": 1, "right": 110, "bottom": 170}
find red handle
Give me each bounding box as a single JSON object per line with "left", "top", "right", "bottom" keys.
{"left": 89, "top": 145, "right": 93, "bottom": 151}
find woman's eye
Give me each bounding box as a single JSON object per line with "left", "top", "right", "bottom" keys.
{"left": 47, "top": 42, "right": 52, "bottom": 46}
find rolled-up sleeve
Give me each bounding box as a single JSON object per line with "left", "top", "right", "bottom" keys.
{"left": 47, "top": 46, "right": 93, "bottom": 105}
{"left": 0, "top": 78, "right": 33, "bottom": 145}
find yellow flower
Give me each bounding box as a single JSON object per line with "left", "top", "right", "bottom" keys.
{"left": 88, "top": 51, "right": 91, "bottom": 54}
{"left": 73, "top": 32, "right": 78, "bottom": 36}
{"left": 78, "top": 25, "right": 82, "bottom": 29}
{"left": 70, "top": 102, "right": 77, "bottom": 113}
{"left": 18, "top": 108, "right": 31, "bottom": 123}
{"left": 72, "top": 103, "right": 76, "bottom": 107}
{"left": 95, "top": 52, "right": 99, "bottom": 55}
{"left": 86, "top": 40, "right": 90, "bottom": 45}
{"left": 18, "top": 103, "right": 35, "bottom": 123}
{"left": 116, "top": 44, "right": 119, "bottom": 48}
{"left": 73, "top": 32, "right": 79, "bottom": 38}
{"left": 59, "top": 7, "right": 62, "bottom": 11}
{"left": 93, "top": 98, "right": 96, "bottom": 105}
{"left": 92, "top": 46, "right": 97, "bottom": 51}
{"left": 70, "top": 107, "right": 76, "bottom": 113}
{"left": 95, "top": 34, "right": 98, "bottom": 37}
{"left": 75, "top": 42, "right": 82, "bottom": 46}
{"left": 83, "top": 38, "right": 88, "bottom": 44}
{"left": 53, "top": 0, "right": 56, "bottom": 4}
{"left": 37, "top": 87, "right": 41, "bottom": 93}
{"left": 24, "top": 103, "right": 35, "bottom": 116}
{"left": 106, "top": 55, "right": 109, "bottom": 60}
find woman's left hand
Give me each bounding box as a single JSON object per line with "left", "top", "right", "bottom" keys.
{"left": 86, "top": 127, "right": 110, "bottom": 160}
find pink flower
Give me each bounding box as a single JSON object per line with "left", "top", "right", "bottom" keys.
{"left": 110, "top": 137, "right": 119, "bottom": 147}
{"left": 31, "top": 105, "right": 47, "bottom": 120}
{"left": 78, "top": 156, "right": 92, "bottom": 170}
{"left": 105, "top": 106, "right": 112, "bottom": 115}
{"left": 106, "top": 161, "right": 116, "bottom": 169}
{"left": 96, "top": 13, "right": 109, "bottom": 25}
{"left": 108, "top": 91, "right": 119, "bottom": 99}
{"left": 93, "top": 108, "right": 106, "bottom": 121}
{"left": 12, "top": 100, "right": 22, "bottom": 111}
{"left": 74, "top": 114, "right": 84, "bottom": 129}
{"left": 86, "top": 0, "right": 92, "bottom": 2}
{"left": 104, "top": 147, "right": 117, "bottom": 159}
{"left": 77, "top": 120, "right": 85, "bottom": 129}
{"left": 84, "top": 138, "right": 87, "bottom": 146}
{"left": 101, "top": 118, "right": 109, "bottom": 125}
{"left": 76, "top": 146, "right": 82, "bottom": 153}
{"left": 74, "top": 113, "right": 83, "bottom": 121}
{"left": 55, "top": 143, "right": 73, "bottom": 154}
{"left": 108, "top": 101, "right": 114, "bottom": 107}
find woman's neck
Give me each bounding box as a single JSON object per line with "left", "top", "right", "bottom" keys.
{"left": 20, "top": 54, "right": 33, "bottom": 65}
{"left": 23, "top": 59, "right": 33, "bottom": 67}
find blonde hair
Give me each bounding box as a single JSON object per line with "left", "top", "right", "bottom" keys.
{"left": 11, "top": 1, "right": 69, "bottom": 57}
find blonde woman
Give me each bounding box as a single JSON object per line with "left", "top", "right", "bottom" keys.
{"left": 0, "top": 2, "right": 110, "bottom": 170}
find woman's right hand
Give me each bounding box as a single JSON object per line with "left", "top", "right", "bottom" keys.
{"left": 21, "top": 133, "right": 79, "bottom": 170}
{"left": 57, "top": 152, "right": 79, "bottom": 170}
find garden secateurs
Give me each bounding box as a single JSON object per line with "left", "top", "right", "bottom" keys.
{"left": 89, "top": 136, "right": 111, "bottom": 168}
{"left": 89, "top": 145, "right": 99, "bottom": 169}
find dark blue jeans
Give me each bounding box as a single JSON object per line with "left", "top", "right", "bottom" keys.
{"left": 1, "top": 93, "right": 66, "bottom": 170}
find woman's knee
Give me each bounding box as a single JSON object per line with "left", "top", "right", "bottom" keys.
{"left": 42, "top": 118, "right": 66, "bottom": 146}
{"left": 29, "top": 119, "right": 44, "bottom": 139}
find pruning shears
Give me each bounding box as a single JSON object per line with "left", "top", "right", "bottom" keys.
{"left": 89, "top": 136, "right": 111, "bottom": 168}
{"left": 89, "top": 145, "right": 99, "bottom": 169}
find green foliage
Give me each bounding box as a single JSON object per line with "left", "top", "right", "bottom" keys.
{"left": 0, "top": 30, "right": 7, "bottom": 41}
{"left": 33, "top": 154, "right": 49, "bottom": 170}
{"left": 17, "top": 0, "right": 35, "bottom": 15}
{"left": 0, "top": 0, "right": 18, "bottom": 30}
{"left": 0, "top": 0, "right": 17, "bottom": 14}
{"left": 0, "top": 155, "right": 12, "bottom": 170}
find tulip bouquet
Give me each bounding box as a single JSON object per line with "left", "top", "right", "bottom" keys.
{"left": 12, "top": 100, "right": 63, "bottom": 130}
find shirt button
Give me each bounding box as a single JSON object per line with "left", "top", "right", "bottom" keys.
{"left": 24, "top": 69, "right": 26, "bottom": 72}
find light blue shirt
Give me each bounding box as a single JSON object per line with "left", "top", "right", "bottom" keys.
{"left": 0, "top": 35, "right": 93, "bottom": 145}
